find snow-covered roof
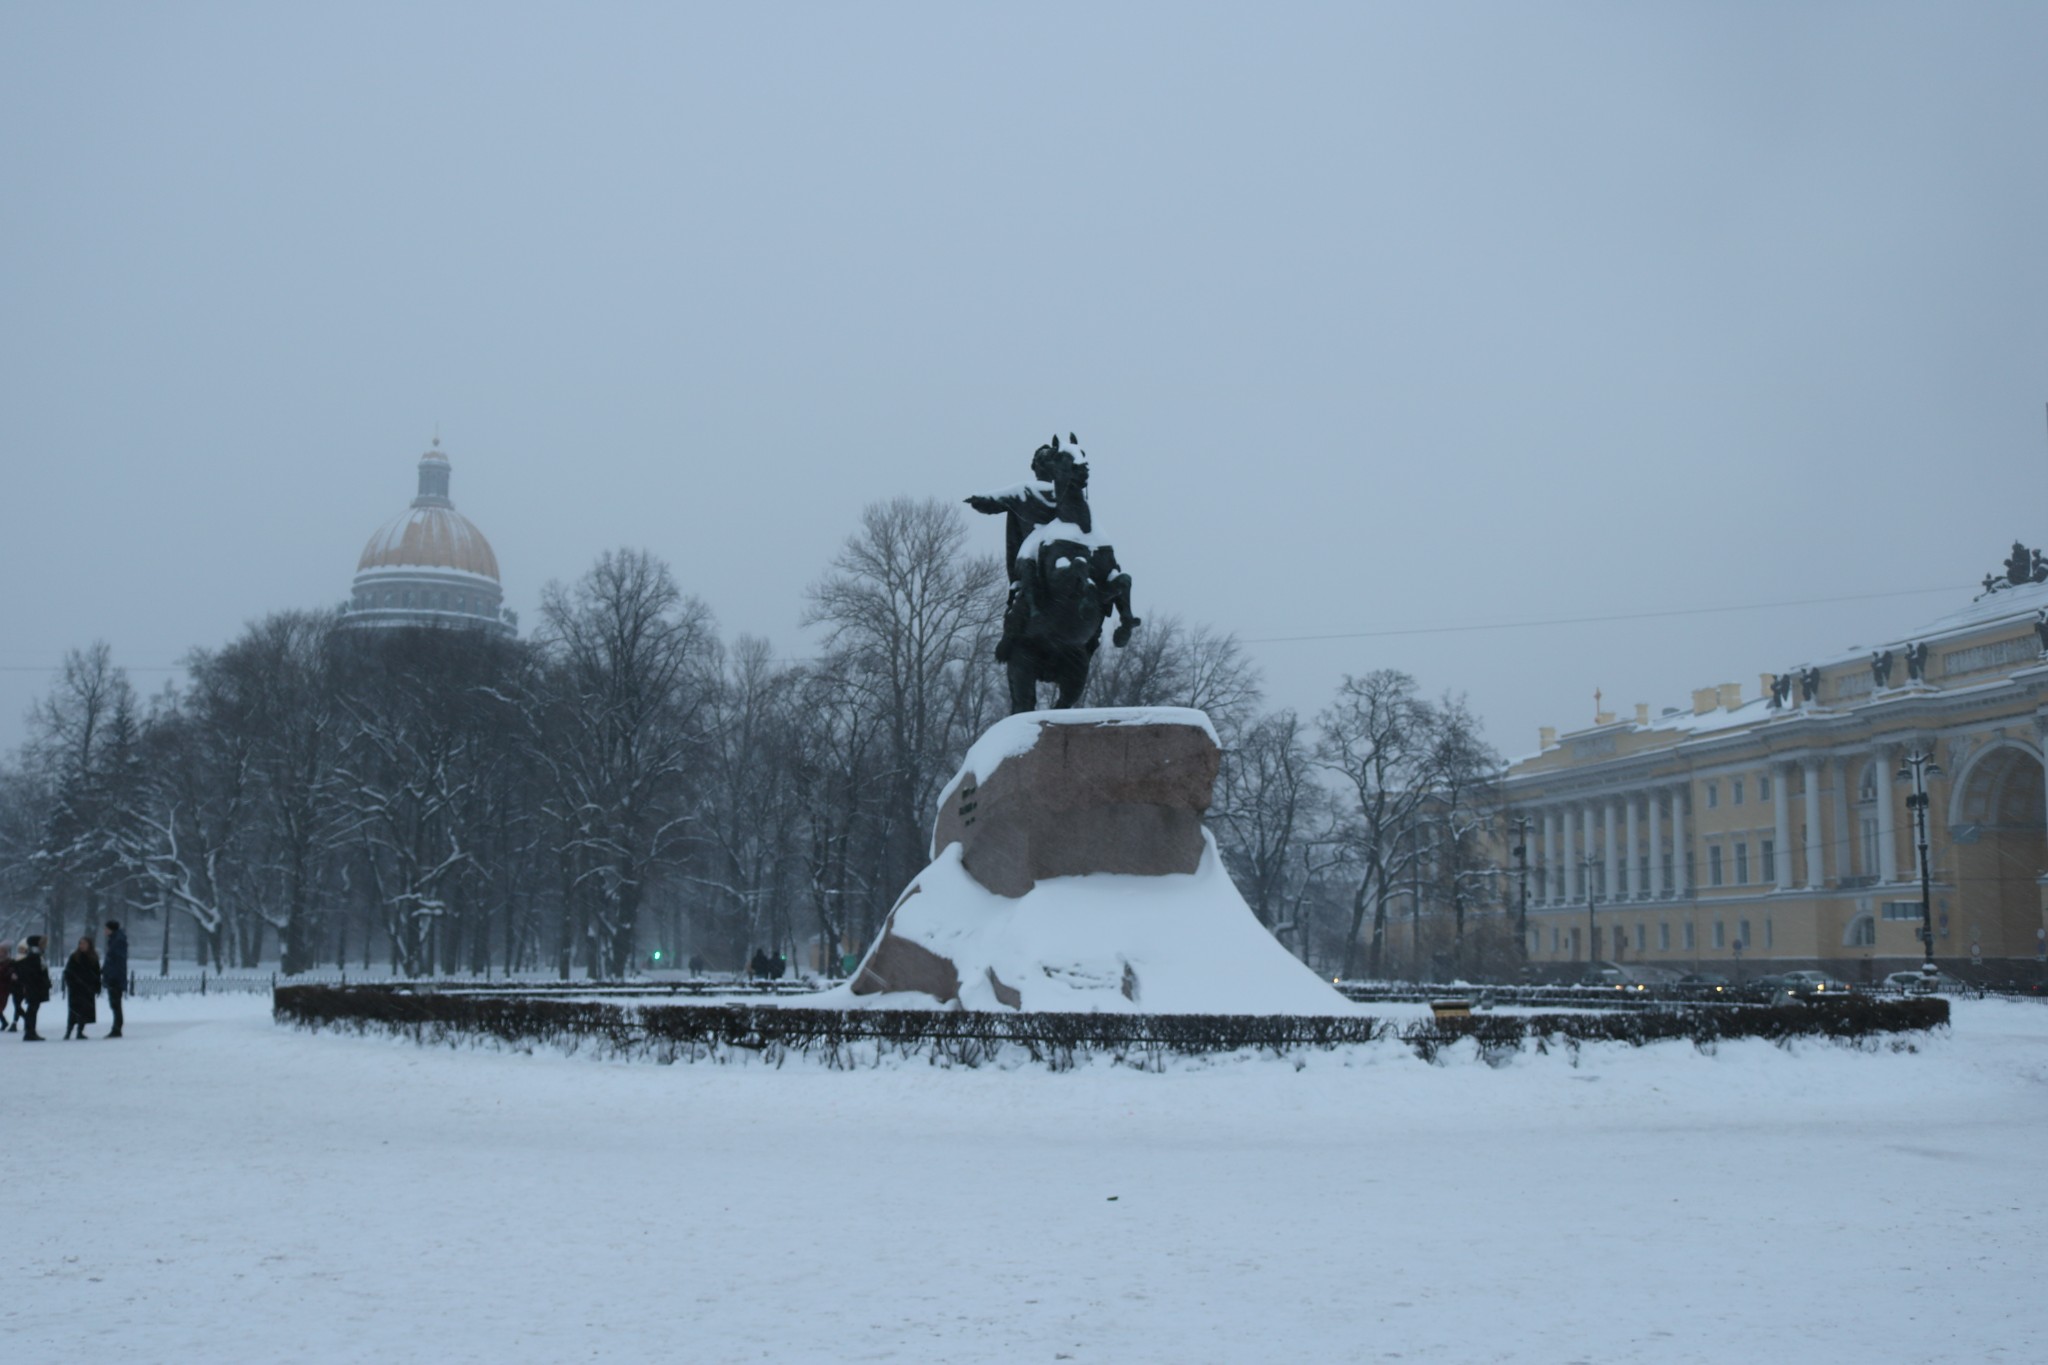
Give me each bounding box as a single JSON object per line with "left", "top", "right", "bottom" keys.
{"left": 1851, "top": 578, "right": 2048, "bottom": 653}
{"left": 1510, "top": 573, "right": 2048, "bottom": 774}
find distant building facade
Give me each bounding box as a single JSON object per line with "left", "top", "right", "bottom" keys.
{"left": 341, "top": 440, "right": 516, "bottom": 637}
{"left": 1503, "top": 542, "right": 2048, "bottom": 980}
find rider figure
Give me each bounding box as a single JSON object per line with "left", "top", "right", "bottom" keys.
{"left": 967, "top": 435, "right": 1138, "bottom": 663}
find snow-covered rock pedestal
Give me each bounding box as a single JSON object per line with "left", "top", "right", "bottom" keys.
{"left": 837, "top": 707, "right": 1345, "bottom": 1014}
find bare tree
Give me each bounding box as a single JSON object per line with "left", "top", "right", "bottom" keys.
{"left": 534, "top": 548, "right": 717, "bottom": 978}
{"left": 1212, "top": 709, "right": 1322, "bottom": 935}
{"left": 1422, "top": 694, "right": 1504, "bottom": 977}
{"left": 691, "top": 637, "right": 807, "bottom": 967}
{"left": 1084, "top": 615, "right": 1264, "bottom": 735}
{"left": 804, "top": 498, "right": 1003, "bottom": 914}
{"left": 26, "top": 642, "right": 137, "bottom": 946}
{"left": 1314, "top": 670, "right": 1444, "bottom": 980}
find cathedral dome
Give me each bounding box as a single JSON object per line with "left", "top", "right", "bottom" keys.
{"left": 356, "top": 505, "right": 502, "bottom": 580}
{"left": 355, "top": 443, "right": 501, "bottom": 580}
{"left": 343, "top": 441, "right": 515, "bottom": 637}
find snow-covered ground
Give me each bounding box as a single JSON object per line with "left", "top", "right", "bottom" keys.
{"left": 8, "top": 996, "right": 2043, "bottom": 1364}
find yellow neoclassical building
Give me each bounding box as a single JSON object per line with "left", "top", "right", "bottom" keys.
{"left": 1502, "top": 541, "right": 2048, "bottom": 982}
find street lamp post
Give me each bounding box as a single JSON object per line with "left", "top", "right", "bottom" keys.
{"left": 1897, "top": 748, "right": 1944, "bottom": 978}
{"left": 1581, "top": 852, "right": 1600, "bottom": 974}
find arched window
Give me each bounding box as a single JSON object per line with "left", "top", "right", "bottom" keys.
{"left": 1846, "top": 915, "right": 1877, "bottom": 948}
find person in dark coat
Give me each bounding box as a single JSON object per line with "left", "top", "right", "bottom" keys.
{"left": 102, "top": 920, "right": 128, "bottom": 1038}
{"left": 17, "top": 936, "right": 52, "bottom": 1042}
{"left": 0, "top": 942, "right": 16, "bottom": 1032}
{"left": 62, "top": 936, "right": 100, "bottom": 1041}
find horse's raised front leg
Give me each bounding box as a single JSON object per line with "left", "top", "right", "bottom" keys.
{"left": 1106, "top": 572, "right": 1140, "bottom": 648}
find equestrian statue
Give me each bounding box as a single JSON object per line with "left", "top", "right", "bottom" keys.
{"left": 966, "top": 433, "right": 1140, "bottom": 714}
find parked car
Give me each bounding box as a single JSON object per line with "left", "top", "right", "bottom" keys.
{"left": 1882, "top": 970, "right": 1970, "bottom": 994}
{"left": 1779, "top": 970, "right": 1852, "bottom": 995}
{"left": 1674, "top": 972, "right": 1731, "bottom": 997}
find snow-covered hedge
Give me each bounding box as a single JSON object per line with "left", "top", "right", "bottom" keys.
{"left": 272, "top": 986, "right": 1949, "bottom": 1069}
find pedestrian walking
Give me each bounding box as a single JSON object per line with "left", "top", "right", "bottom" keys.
{"left": 0, "top": 941, "right": 15, "bottom": 1032}
{"left": 102, "top": 920, "right": 128, "bottom": 1038}
{"left": 61, "top": 936, "right": 100, "bottom": 1041}
{"left": 17, "top": 936, "right": 51, "bottom": 1042}
{"left": 6, "top": 940, "right": 26, "bottom": 1030}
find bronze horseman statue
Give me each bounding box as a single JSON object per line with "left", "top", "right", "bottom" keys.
{"left": 967, "top": 433, "right": 1140, "bottom": 714}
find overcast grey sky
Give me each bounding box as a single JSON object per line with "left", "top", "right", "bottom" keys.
{"left": 4, "top": 3, "right": 2046, "bottom": 758}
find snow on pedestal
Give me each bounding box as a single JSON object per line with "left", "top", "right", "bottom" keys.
{"left": 821, "top": 707, "right": 1346, "bottom": 1014}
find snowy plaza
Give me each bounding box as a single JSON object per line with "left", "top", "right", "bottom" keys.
{"left": 7, "top": 993, "right": 2043, "bottom": 1364}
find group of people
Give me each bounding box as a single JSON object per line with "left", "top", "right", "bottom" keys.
{"left": 0, "top": 920, "right": 127, "bottom": 1042}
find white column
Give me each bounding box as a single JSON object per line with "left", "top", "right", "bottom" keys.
{"left": 1802, "top": 760, "right": 1825, "bottom": 889}
{"left": 1602, "top": 801, "right": 1619, "bottom": 904}
{"left": 1648, "top": 791, "right": 1666, "bottom": 898}
{"left": 1773, "top": 762, "right": 1794, "bottom": 891}
{"left": 1623, "top": 796, "right": 1640, "bottom": 900}
{"left": 1564, "top": 805, "right": 1582, "bottom": 903}
{"left": 1674, "top": 786, "right": 1692, "bottom": 892}
{"left": 1834, "top": 757, "right": 1855, "bottom": 879}
{"left": 1875, "top": 744, "right": 1900, "bottom": 882}
{"left": 1543, "top": 807, "right": 1560, "bottom": 904}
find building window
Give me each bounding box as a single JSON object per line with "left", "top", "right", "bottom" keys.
{"left": 1861, "top": 818, "right": 1881, "bottom": 877}
{"left": 1734, "top": 843, "right": 1749, "bottom": 885}
{"left": 1738, "top": 919, "right": 1752, "bottom": 948}
{"left": 1706, "top": 781, "right": 1719, "bottom": 809}
{"left": 1634, "top": 923, "right": 1646, "bottom": 952}
{"left": 1848, "top": 915, "right": 1876, "bottom": 947}
{"left": 1882, "top": 901, "right": 1920, "bottom": 921}
{"left": 1713, "top": 921, "right": 1726, "bottom": 949}
{"left": 1658, "top": 922, "right": 1671, "bottom": 952}
{"left": 1684, "top": 922, "right": 1696, "bottom": 951}
{"left": 1708, "top": 846, "right": 1724, "bottom": 886}
{"left": 1759, "top": 774, "right": 1772, "bottom": 801}
{"left": 1639, "top": 855, "right": 1651, "bottom": 894}
{"left": 1732, "top": 778, "right": 1745, "bottom": 806}
{"left": 1552, "top": 928, "right": 1560, "bottom": 953}
{"left": 1761, "top": 840, "right": 1775, "bottom": 883}
{"left": 1765, "top": 918, "right": 1774, "bottom": 949}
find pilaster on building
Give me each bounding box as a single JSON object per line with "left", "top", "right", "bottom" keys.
{"left": 1504, "top": 541, "right": 2048, "bottom": 978}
